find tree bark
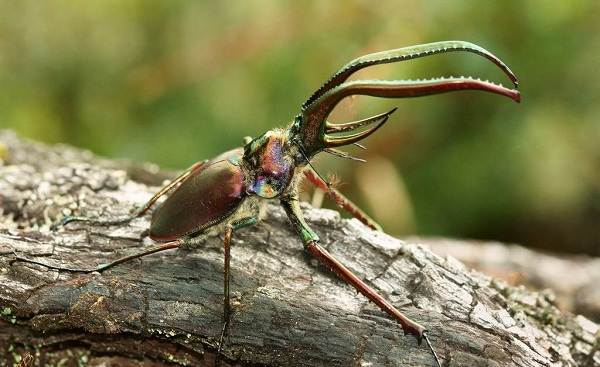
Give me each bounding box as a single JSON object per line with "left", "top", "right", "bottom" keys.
{"left": 411, "top": 238, "right": 600, "bottom": 324}
{"left": 0, "top": 130, "right": 598, "bottom": 367}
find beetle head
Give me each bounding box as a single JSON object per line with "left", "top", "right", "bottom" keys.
{"left": 290, "top": 41, "right": 521, "bottom": 159}
{"left": 243, "top": 129, "right": 294, "bottom": 198}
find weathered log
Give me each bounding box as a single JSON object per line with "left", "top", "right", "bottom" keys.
{"left": 413, "top": 238, "right": 600, "bottom": 324}
{"left": 0, "top": 130, "right": 598, "bottom": 366}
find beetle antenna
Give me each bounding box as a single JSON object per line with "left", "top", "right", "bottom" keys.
{"left": 297, "top": 144, "right": 331, "bottom": 187}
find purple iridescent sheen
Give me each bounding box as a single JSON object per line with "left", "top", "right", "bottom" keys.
{"left": 247, "top": 132, "right": 293, "bottom": 198}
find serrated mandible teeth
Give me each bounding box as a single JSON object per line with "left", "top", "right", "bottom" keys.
{"left": 326, "top": 107, "right": 397, "bottom": 134}
{"left": 325, "top": 115, "right": 390, "bottom": 148}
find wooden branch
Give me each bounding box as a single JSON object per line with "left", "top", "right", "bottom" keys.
{"left": 0, "top": 130, "right": 599, "bottom": 366}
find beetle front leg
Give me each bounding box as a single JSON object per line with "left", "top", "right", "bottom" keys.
{"left": 303, "top": 168, "right": 382, "bottom": 231}
{"left": 52, "top": 160, "right": 207, "bottom": 230}
{"left": 280, "top": 196, "right": 441, "bottom": 367}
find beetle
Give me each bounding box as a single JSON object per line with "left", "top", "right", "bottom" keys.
{"left": 43, "top": 41, "right": 519, "bottom": 366}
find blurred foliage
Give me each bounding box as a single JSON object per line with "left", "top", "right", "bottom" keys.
{"left": 0, "top": 1, "right": 598, "bottom": 255}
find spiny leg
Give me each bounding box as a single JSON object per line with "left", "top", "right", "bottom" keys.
{"left": 281, "top": 196, "right": 441, "bottom": 367}
{"left": 216, "top": 216, "right": 258, "bottom": 365}
{"left": 303, "top": 168, "right": 382, "bottom": 231}
{"left": 52, "top": 160, "right": 207, "bottom": 230}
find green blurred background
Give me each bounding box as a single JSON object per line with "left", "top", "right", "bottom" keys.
{"left": 1, "top": 1, "right": 598, "bottom": 255}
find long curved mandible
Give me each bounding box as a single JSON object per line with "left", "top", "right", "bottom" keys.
{"left": 297, "top": 41, "right": 520, "bottom": 156}
{"left": 302, "top": 40, "right": 518, "bottom": 110}
{"left": 314, "top": 78, "right": 519, "bottom": 151}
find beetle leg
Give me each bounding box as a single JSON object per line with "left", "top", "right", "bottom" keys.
{"left": 216, "top": 216, "right": 258, "bottom": 365}
{"left": 303, "top": 168, "right": 382, "bottom": 231}
{"left": 51, "top": 160, "right": 207, "bottom": 230}
{"left": 12, "top": 240, "right": 182, "bottom": 273}
{"left": 94, "top": 240, "right": 183, "bottom": 272}
{"left": 130, "top": 160, "right": 208, "bottom": 217}
{"left": 280, "top": 196, "right": 441, "bottom": 367}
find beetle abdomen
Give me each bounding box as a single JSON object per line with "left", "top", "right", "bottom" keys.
{"left": 149, "top": 150, "right": 246, "bottom": 241}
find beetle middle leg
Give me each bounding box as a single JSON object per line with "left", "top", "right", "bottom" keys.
{"left": 51, "top": 160, "right": 207, "bottom": 230}
{"left": 216, "top": 216, "right": 258, "bottom": 364}
{"left": 303, "top": 168, "right": 382, "bottom": 231}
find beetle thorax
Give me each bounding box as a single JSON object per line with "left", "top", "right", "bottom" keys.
{"left": 243, "top": 129, "right": 296, "bottom": 199}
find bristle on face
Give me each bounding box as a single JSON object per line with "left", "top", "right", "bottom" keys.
{"left": 323, "top": 148, "right": 366, "bottom": 162}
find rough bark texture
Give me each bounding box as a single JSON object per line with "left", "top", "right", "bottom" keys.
{"left": 412, "top": 238, "right": 600, "bottom": 324}
{"left": 0, "top": 130, "right": 599, "bottom": 367}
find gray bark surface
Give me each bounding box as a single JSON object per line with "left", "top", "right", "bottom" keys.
{"left": 0, "top": 130, "right": 599, "bottom": 367}
{"left": 414, "top": 238, "right": 600, "bottom": 324}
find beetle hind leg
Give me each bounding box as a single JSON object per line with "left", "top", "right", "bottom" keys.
{"left": 13, "top": 239, "right": 182, "bottom": 273}
{"left": 50, "top": 214, "right": 137, "bottom": 231}
{"left": 51, "top": 160, "right": 207, "bottom": 231}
